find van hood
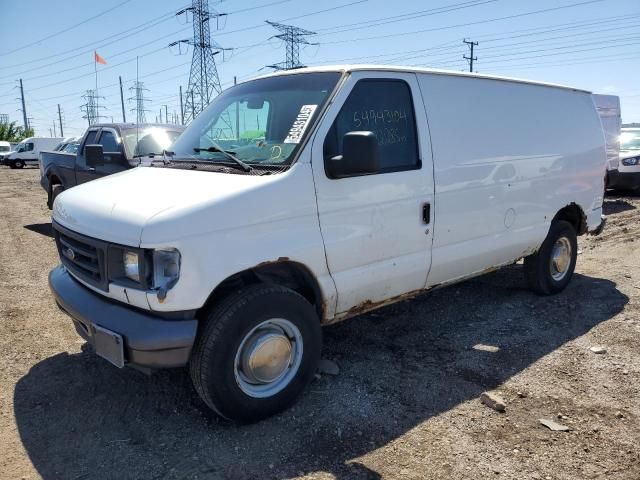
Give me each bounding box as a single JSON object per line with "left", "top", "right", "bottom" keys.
{"left": 620, "top": 150, "right": 640, "bottom": 160}
{"left": 53, "top": 166, "right": 283, "bottom": 246}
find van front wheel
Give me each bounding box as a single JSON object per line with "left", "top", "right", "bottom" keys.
{"left": 190, "top": 284, "right": 322, "bottom": 422}
{"left": 13, "top": 160, "right": 24, "bottom": 169}
{"left": 524, "top": 220, "right": 577, "bottom": 295}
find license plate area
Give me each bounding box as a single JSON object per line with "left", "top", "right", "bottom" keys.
{"left": 93, "top": 325, "right": 125, "bottom": 368}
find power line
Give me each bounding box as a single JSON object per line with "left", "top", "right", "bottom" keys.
{"left": 1, "top": 0, "right": 135, "bottom": 56}
{"left": 0, "top": 7, "right": 187, "bottom": 75}
{"left": 315, "top": 0, "right": 499, "bottom": 36}
{"left": 320, "top": 0, "right": 606, "bottom": 45}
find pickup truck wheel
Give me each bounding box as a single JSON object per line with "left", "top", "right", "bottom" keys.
{"left": 524, "top": 220, "right": 577, "bottom": 295}
{"left": 50, "top": 184, "right": 64, "bottom": 208}
{"left": 13, "top": 160, "right": 24, "bottom": 169}
{"left": 190, "top": 284, "right": 322, "bottom": 422}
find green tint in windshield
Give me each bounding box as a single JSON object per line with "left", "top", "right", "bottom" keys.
{"left": 170, "top": 72, "right": 342, "bottom": 167}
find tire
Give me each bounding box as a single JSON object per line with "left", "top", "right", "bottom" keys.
{"left": 524, "top": 220, "right": 577, "bottom": 295}
{"left": 49, "top": 184, "right": 64, "bottom": 209}
{"left": 14, "top": 159, "right": 24, "bottom": 169}
{"left": 190, "top": 284, "right": 322, "bottom": 423}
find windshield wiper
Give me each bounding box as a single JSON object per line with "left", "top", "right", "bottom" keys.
{"left": 193, "top": 144, "right": 252, "bottom": 172}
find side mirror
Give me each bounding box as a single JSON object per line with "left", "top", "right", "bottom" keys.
{"left": 326, "top": 131, "right": 380, "bottom": 179}
{"left": 85, "top": 144, "right": 105, "bottom": 167}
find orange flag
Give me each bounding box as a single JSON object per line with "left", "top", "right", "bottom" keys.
{"left": 94, "top": 51, "right": 107, "bottom": 65}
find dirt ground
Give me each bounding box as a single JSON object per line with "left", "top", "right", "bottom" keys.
{"left": 0, "top": 167, "right": 638, "bottom": 480}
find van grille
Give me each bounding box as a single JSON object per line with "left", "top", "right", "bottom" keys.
{"left": 53, "top": 223, "right": 108, "bottom": 291}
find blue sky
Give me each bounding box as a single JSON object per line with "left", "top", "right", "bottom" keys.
{"left": 0, "top": 0, "right": 638, "bottom": 137}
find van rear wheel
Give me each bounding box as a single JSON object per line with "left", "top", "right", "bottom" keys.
{"left": 524, "top": 220, "right": 577, "bottom": 295}
{"left": 190, "top": 284, "right": 322, "bottom": 423}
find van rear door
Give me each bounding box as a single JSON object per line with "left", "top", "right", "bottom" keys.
{"left": 311, "top": 71, "right": 435, "bottom": 314}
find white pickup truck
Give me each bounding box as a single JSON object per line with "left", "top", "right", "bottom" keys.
{"left": 49, "top": 65, "right": 606, "bottom": 422}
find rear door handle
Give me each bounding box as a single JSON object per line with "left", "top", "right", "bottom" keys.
{"left": 88, "top": 167, "right": 96, "bottom": 171}
{"left": 422, "top": 203, "right": 431, "bottom": 224}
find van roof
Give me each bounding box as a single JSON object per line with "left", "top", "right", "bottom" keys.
{"left": 252, "top": 64, "right": 591, "bottom": 94}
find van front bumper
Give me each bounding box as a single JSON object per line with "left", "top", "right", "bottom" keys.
{"left": 49, "top": 266, "right": 198, "bottom": 368}
{"left": 608, "top": 169, "right": 640, "bottom": 191}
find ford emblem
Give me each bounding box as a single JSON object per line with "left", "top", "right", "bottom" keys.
{"left": 64, "top": 247, "right": 76, "bottom": 261}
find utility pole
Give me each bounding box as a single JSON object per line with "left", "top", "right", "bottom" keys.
{"left": 19, "top": 78, "right": 28, "bottom": 130}
{"left": 164, "top": 105, "right": 168, "bottom": 124}
{"left": 179, "top": 85, "right": 184, "bottom": 125}
{"left": 119, "top": 76, "right": 127, "bottom": 122}
{"left": 159, "top": 108, "right": 163, "bottom": 123}
{"left": 171, "top": 0, "right": 230, "bottom": 123}
{"left": 234, "top": 76, "right": 239, "bottom": 139}
{"left": 57, "top": 104, "right": 64, "bottom": 137}
{"left": 463, "top": 39, "right": 478, "bottom": 73}
{"left": 52, "top": 121, "right": 57, "bottom": 137}
{"left": 266, "top": 21, "right": 317, "bottom": 70}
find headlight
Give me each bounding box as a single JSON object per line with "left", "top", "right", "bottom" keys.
{"left": 621, "top": 156, "right": 639, "bottom": 166}
{"left": 153, "top": 249, "right": 181, "bottom": 301}
{"left": 123, "top": 250, "right": 141, "bottom": 282}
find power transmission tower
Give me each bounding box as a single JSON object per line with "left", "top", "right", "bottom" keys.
{"left": 80, "top": 90, "right": 106, "bottom": 126}
{"left": 171, "top": 0, "right": 231, "bottom": 123}
{"left": 463, "top": 38, "right": 478, "bottom": 73}
{"left": 0, "top": 114, "right": 8, "bottom": 124}
{"left": 128, "top": 81, "right": 149, "bottom": 123}
{"left": 266, "top": 21, "right": 317, "bottom": 70}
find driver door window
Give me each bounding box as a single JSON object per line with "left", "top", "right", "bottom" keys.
{"left": 324, "top": 79, "right": 420, "bottom": 176}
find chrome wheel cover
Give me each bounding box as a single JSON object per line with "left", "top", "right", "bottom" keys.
{"left": 234, "top": 318, "right": 303, "bottom": 398}
{"left": 550, "top": 236, "right": 572, "bottom": 281}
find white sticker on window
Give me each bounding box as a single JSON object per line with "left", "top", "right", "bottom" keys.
{"left": 284, "top": 104, "right": 318, "bottom": 144}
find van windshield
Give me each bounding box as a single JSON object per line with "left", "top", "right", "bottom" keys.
{"left": 170, "top": 72, "right": 341, "bottom": 170}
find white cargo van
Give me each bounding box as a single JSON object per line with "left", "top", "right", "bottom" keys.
{"left": 592, "top": 94, "right": 622, "bottom": 189}
{"left": 48, "top": 66, "right": 606, "bottom": 422}
{"left": 0, "top": 140, "right": 11, "bottom": 160}
{"left": 3, "top": 136, "right": 62, "bottom": 168}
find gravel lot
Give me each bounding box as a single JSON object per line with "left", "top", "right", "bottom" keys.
{"left": 1, "top": 167, "right": 639, "bottom": 480}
